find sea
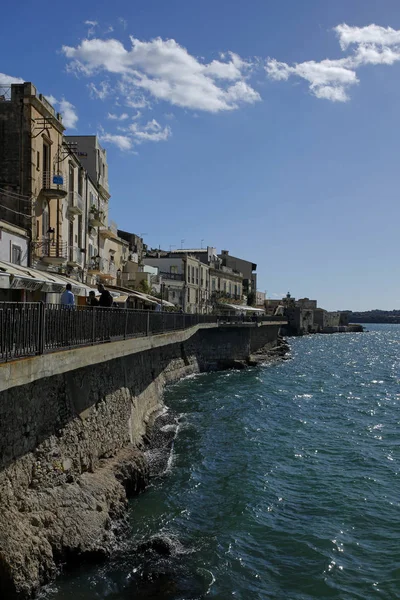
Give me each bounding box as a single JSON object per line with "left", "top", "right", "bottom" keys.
{"left": 42, "top": 324, "right": 400, "bottom": 600}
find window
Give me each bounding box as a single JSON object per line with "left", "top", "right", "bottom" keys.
{"left": 223, "top": 281, "right": 227, "bottom": 293}
{"left": 11, "top": 245, "right": 22, "bottom": 265}
{"left": 187, "top": 288, "right": 190, "bottom": 303}
{"left": 191, "top": 266, "right": 195, "bottom": 283}
{"left": 36, "top": 151, "right": 40, "bottom": 170}
{"left": 171, "top": 265, "right": 178, "bottom": 274}
{"left": 229, "top": 282, "right": 232, "bottom": 296}
{"left": 196, "top": 267, "right": 199, "bottom": 284}
{"left": 234, "top": 284, "right": 237, "bottom": 297}
{"left": 212, "top": 278, "right": 216, "bottom": 291}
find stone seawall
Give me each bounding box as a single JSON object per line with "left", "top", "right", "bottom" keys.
{"left": 0, "top": 323, "right": 282, "bottom": 598}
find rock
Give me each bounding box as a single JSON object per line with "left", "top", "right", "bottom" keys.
{"left": 137, "top": 536, "right": 174, "bottom": 556}
{"left": 0, "top": 447, "right": 148, "bottom": 599}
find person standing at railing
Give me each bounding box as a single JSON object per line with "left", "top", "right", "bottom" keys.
{"left": 87, "top": 291, "right": 99, "bottom": 307}
{"left": 61, "top": 283, "right": 75, "bottom": 307}
{"left": 97, "top": 284, "right": 113, "bottom": 308}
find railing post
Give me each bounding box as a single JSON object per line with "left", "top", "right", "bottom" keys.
{"left": 92, "top": 307, "right": 96, "bottom": 345}
{"left": 124, "top": 309, "right": 128, "bottom": 340}
{"left": 38, "top": 302, "right": 45, "bottom": 355}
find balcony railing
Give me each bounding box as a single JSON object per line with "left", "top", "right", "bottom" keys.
{"left": 34, "top": 238, "right": 68, "bottom": 264}
{"left": 67, "top": 191, "right": 83, "bottom": 216}
{"left": 88, "top": 207, "right": 106, "bottom": 227}
{"left": 87, "top": 257, "right": 116, "bottom": 279}
{"left": 42, "top": 172, "right": 67, "bottom": 197}
{"left": 68, "top": 247, "right": 83, "bottom": 267}
{"left": 159, "top": 271, "right": 184, "bottom": 281}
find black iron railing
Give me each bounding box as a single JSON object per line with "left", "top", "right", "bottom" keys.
{"left": 0, "top": 303, "right": 283, "bottom": 363}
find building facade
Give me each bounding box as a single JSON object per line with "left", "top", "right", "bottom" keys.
{"left": 0, "top": 221, "right": 29, "bottom": 266}
{"left": 143, "top": 253, "right": 211, "bottom": 313}
{"left": 218, "top": 250, "right": 257, "bottom": 298}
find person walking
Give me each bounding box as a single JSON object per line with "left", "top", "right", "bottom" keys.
{"left": 61, "top": 283, "right": 75, "bottom": 307}
{"left": 97, "top": 284, "right": 113, "bottom": 307}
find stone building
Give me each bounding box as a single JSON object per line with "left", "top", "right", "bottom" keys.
{"left": 166, "top": 247, "right": 243, "bottom": 308}
{"left": 143, "top": 252, "right": 211, "bottom": 313}
{"left": 0, "top": 82, "right": 66, "bottom": 264}
{"left": 218, "top": 250, "right": 257, "bottom": 298}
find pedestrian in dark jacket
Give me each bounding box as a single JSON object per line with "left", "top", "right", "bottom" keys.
{"left": 97, "top": 284, "right": 113, "bottom": 307}
{"left": 87, "top": 290, "right": 99, "bottom": 306}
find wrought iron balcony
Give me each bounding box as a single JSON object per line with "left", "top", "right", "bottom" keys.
{"left": 34, "top": 238, "right": 68, "bottom": 265}
{"left": 159, "top": 271, "right": 184, "bottom": 281}
{"left": 67, "top": 247, "right": 83, "bottom": 268}
{"left": 41, "top": 172, "right": 67, "bottom": 198}
{"left": 67, "top": 191, "right": 83, "bottom": 216}
{"left": 88, "top": 206, "right": 106, "bottom": 227}
{"left": 99, "top": 221, "right": 118, "bottom": 239}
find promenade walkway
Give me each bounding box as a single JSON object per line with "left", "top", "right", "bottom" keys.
{"left": 0, "top": 302, "right": 284, "bottom": 363}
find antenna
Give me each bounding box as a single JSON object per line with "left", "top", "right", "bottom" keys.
{"left": 181, "top": 239, "right": 185, "bottom": 249}
{"left": 201, "top": 239, "right": 204, "bottom": 249}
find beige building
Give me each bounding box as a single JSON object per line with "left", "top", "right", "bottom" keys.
{"left": 0, "top": 82, "right": 68, "bottom": 267}
{"left": 143, "top": 253, "right": 211, "bottom": 313}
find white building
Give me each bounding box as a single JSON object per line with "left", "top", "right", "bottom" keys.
{"left": 0, "top": 221, "right": 29, "bottom": 266}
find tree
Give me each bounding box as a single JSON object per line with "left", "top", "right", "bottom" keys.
{"left": 138, "top": 279, "right": 151, "bottom": 294}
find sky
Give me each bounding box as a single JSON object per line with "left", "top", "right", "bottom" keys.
{"left": 1, "top": 0, "right": 399, "bottom": 311}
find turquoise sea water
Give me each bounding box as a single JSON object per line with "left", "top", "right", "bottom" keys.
{"left": 44, "top": 324, "right": 400, "bottom": 599}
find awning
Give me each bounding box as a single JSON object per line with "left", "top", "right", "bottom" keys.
{"left": 113, "top": 294, "right": 129, "bottom": 303}
{"left": 218, "top": 303, "right": 265, "bottom": 313}
{"left": 0, "top": 260, "right": 96, "bottom": 296}
{"left": 0, "top": 261, "right": 46, "bottom": 291}
{"left": 107, "top": 284, "right": 175, "bottom": 308}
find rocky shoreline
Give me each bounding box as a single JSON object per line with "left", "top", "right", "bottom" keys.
{"left": 0, "top": 338, "right": 290, "bottom": 599}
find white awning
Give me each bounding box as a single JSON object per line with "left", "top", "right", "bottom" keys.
{"left": 218, "top": 303, "right": 265, "bottom": 313}
{"left": 0, "top": 260, "right": 96, "bottom": 296}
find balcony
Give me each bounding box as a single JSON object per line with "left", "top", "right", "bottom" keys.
{"left": 99, "top": 221, "right": 118, "bottom": 240}
{"left": 67, "top": 247, "right": 83, "bottom": 268}
{"left": 88, "top": 206, "right": 106, "bottom": 228}
{"left": 34, "top": 238, "right": 68, "bottom": 265}
{"left": 41, "top": 172, "right": 67, "bottom": 198}
{"left": 99, "top": 260, "right": 117, "bottom": 281}
{"left": 159, "top": 271, "right": 184, "bottom": 281}
{"left": 87, "top": 257, "right": 117, "bottom": 281}
{"left": 67, "top": 191, "right": 83, "bottom": 216}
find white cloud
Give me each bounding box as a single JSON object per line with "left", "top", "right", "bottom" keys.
{"left": 62, "top": 35, "right": 260, "bottom": 113}
{"left": 99, "top": 132, "right": 132, "bottom": 151}
{"left": 129, "top": 119, "right": 171, "bottom": 143}
{"left": 100, "top": 118, "right": 171, "bottom": 152}
{"left": 335, "top": 23, "right": 400, "bottom": 50}
{"left": 266, "top": 57, "right": 358, "bottom": 102}
{"left": 85, "top": 20, "right": 98, "bottom": 38}
{"left": 0, "top": 73, "right": 24, "bottom": 85}
{"left": 266, "top": 23, "right": 400, "bottom": 102}
{"left": 88, "top": 80, "right": 110, "bottom": 100}
{"left": 46, "top": 96, "right": 78, "bottom": 129}
{"left": 107, "top": 112, "right": 129, "bottom": 120}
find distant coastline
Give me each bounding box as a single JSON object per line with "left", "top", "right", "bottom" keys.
{"left": 348, "top": 310, "right": 400, "bottom": 324}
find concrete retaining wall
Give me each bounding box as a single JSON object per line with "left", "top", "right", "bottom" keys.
{"left": 0, "top": 322, "right": 282, "bottom": 599}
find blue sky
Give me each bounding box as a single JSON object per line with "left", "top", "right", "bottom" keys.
{"left": 1, "top": 0, "right": 400, "bottom": 310}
